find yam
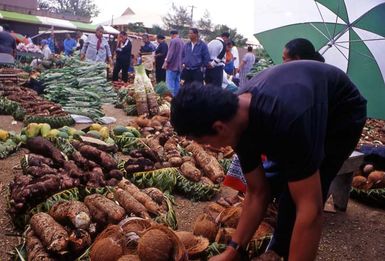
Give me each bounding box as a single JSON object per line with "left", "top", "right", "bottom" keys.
{"left": 142, "top": 187, "right": 164, "bottom": 204}
{"left": 30, "top": 212, "right": 68, "bottom": 253}
{"left": 180, "top": 161, "right": 202, "bottom": 182}
{"left": 78, "top": 144, "right": 117, "bottom": 171}
{"left": 193, "top": 214, "right": 218, "bottom": 242}
{"left": 26, "top": 137, "right": 65, "bottom": 165}
{"left": 114, "top": 188, "right": 150, "bottom": 219}
{"left": 26, "top": 229, "right": 54, "bottom": 261}
{"left": 26, "top": 165, "right": 57, "bottom": 177}
{"left": 49, "top": 200, "right": 91, "bottom": 229}
{"left": 118, "top": 180, "right": 161, "bottom": 215}
{"left": 84, "top": 194, "right": 125, "bottom": 225}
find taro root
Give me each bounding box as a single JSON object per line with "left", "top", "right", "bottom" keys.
{"left": 180, "top": 161, "right": 202, "bottom": 182}
{"left": 78, "top": 144, "right": 118, "bottom": 171}
{"left": 30, "top": 212, "right": 69, "bottom": 253}
{"left": 26, "top": 229, "right": 54, "bottom": 261}
{"left": 215, "top": 228, "right": 236, "bottom": 244}
{"left": 217, "top": 206, "right": 242, "bottom": 228}
{"left": 114, "top": 188, "right": 150, "bottom": 219}
{"left": 352, "top": 176, "right": 368, "bottom": 189}
{"left": 137, "top": 228, "right": 173, "bottom": 261}
{"left": 90, "top": 237, "right": 123, "bottom": 261}
{"left": 84, "top": 194, "right": 126, "bottom": 226}
{"left": 142, "top": 187, "right": 164, "bottom": 204}
{"left": 49, "top": 200, "right": 91, "bottom": 229}
{"left": 193, "top": 214, "right": 218, "bottom": 242}
{"left": 176, "top": 231, "right": 209, "bottom": 259}
{"left": 68, "top": 229, "right": 92, "bottom": 254}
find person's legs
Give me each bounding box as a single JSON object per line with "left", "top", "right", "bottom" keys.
{"left": 212, "top": 66, "right": 224, "bottom": 87}
{"left": 121, "top": 62, "right": 129, "bottom": 83}
{"left": 205, "top": 68, "right": 213, "bottom": 84}
{"left": 112, "top": 61, "right": 122, "bottom": 81}
{"left": 191, "top": 68, "right": 204, "bottom": 84}
{"left": 174, "top": 71, "right": 181, "bottom": 96}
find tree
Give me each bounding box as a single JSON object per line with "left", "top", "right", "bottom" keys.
{"left": 162, "top": 3, "right": 192, "bottom": 38}
{"left": 127, "top": 22, "right": 147, "bottom": 33}
{"left": 197, "top": 10, "right": 213, "bottom": 40}
{"left": 206, "top": 24, "right": 248, "bottom": 47}
{"left": 38, "top": 0, "right": 100, "bottom": 18}
{"left": 148, "top": 25, "right": 167, "bottom": 36}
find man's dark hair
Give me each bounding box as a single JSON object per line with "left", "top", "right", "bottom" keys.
{"left": 170, "top": 30, "right": 178, "bottom": 35}
{"left": 285, "top": 38, "right": 325, "bottom": 62}
{"left": 171, "top": 82, "right": 239, "bottom": 137}
{"left": 189, "top": 28, "right": 199, "bottom": 35}
{"left": 221, "top": 32, "right": 230, "bottom": 38}
{"left": 247, "top": 46, "right": 253, "bottom": 52}
{"left": 120, "top": 31, "right": 127, "bottom": 36}
{"left": 2, "top": 24, "right": 10, "bottom": 32}
{"left": 157, "top": 34, "right": 165, "bottom": 40}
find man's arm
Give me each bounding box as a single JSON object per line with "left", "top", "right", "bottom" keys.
{"left": 210, "top": 166, "right": 270, "bottom": 261}
{"left": 288, "top": 170, "right": 323, "bottom": 261}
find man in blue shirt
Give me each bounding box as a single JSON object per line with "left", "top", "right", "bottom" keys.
{"left": 47, "top": 31, "right": 55, "bottom": 53}
{"left": 140, "top": 34, "right": 156, "bottom": 54}
{"left": 181, "top": 28, "right": 210, "bottom": 84}
{"left": 63, "top": 33, "right": 77, "bottom": 56}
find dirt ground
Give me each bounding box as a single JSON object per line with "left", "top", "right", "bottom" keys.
{"left": 1, "top": 105, "right": 385, "bottom": 260}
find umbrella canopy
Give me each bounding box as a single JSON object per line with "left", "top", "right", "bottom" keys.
{"left": 254, "top": 0, "right": 385, "bottom": 119}
{"left": 10, "top": 32, "right": 29, "bottom": 44}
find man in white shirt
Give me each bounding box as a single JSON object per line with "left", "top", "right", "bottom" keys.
{"left": 231, "top": 41, "right": 239, "bottom": 75}
{"left": 205, "top": 32, "right": 229, "bottom": 87}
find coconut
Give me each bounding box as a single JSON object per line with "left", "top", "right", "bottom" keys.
{"left": 252, "top": 222, "right": 274, "bottom": 240}
{"left": 193, "top": 214, "right": 218, "bottom": 242}
{"left": 94, "top": 225, "right": 124, "bottom": 242}
{"left": 90, "top": 237, "right": 123, "bottom": 261}
{"left": 176, "top": 231, "right": 209, "bottom": 259}
{"left": 137, "top": 228, "right": 173, "bottom": 261}
{"left": 120, "top": 217, "right": 153, "bottom": 234}
{"left": 363, "top": 164, "right": 375, "bottom": 175}
{"left": 367, "top": 171, "right": 385, "bottom": 189}
{"left": 352, "top": 176, "right": 368, "bottom": 189}
{"left": 217, "top": 206, "right": 242, "bottom": 228}
{"left": 118, "top": 255, "right": 140, "bottom": 261}
{"left": 204, "top": 203, "right": 226, "bottom": 220}
{"left": 215, "top": 228, "right": 236, "bottom": 244}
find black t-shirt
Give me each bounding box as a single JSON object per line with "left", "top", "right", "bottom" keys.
{"left": 0, "top": 31, "right": 16, "bottom": 55}
{"left": 116, "top": 39, "right": 132, "bottom": 63}
{"left": 155, "top": 42, "right": 168, "bottom": 66}
{"left": 235, "top": 60, "right": 367, "bottom": 181}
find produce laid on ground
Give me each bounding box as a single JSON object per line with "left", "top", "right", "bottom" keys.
{"left": 41, "top": 58, "right": 116, "bottom": 120}
{"left": 115, "top": 65, "right": 170, "bottom": 117}
{"left": 0, "top": 68, "right": 29, "bottom": 85}
{"left": 351, "top": 119, "right": 385, "bottom": 208}
{"left": 0, "top": 129, "right": 22, "bottom": 159}
{"left": 0, "top": 85, "right": 74, "bottom": 127}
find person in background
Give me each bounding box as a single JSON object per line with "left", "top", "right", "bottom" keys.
{"left": 112, "top": 31, "right": 132, "bottom": 83}
{"left": 140, "top": 34, "right": 156, "bottom": 53}
{"left": 283, "top": 38, "right": 325, "bottom": 63}
{"left": 63, "top": 33, "right": 77, "bottom": 56}
{"left": 231, "top": 40, "right": 239, "bottom": 75}
{"left": 224, "top": 41, "right": 235, "bottom": 76}
{"left": 206, "top": 32, "right": 228, "bottom": 87}
{"left": 47, "top": 31, "right": 55, "bottom": 53}
{"left": 0, "top": 24, "right": 16, "bottom": 57}
{"left": 181, "top": 28, "right": 210, "bottom": 85}
{"left": 238, "top": 46, "right": 256, "bottom": 87}
{"left": 41, "top": 39, "right": 52, "bottom": 59}
{"left": 77, "top": 39, "right": 84, "bottom": 51}
{"left": 76, "top": 31, "right": 87, "bottom": 50}
{"left": 155, "top": 34, "right": 168, "bottom": 83}
{"left": 80, "top": 25, "right": 112, "bottom": 64}
{"left": 163, "top": 30, "right": 184, "bottom": 96}
{"left": 25, "top": 34, "right": 33, "bottom": 45}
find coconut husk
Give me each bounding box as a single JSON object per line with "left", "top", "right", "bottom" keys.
{"left": 252, "top": 222, "right": 274, "bottom": 240}
{"left": 193, "top": 214, "right": 218, "bottom": 242}
{"left": 118, "top": 255, "right": 140, "bottom": 261}
{"left": 90, "top": 237, "right": 123, "bottom": 261}
{"left": 175, "top": 231, "right": 209, "bottom": 259}
{"left": 138, "top": 225, "right": 187, "bottom": 261}
{"left": 215, "top": 228, "right": 236, "bottom": 244}
{"left": 352, "top": 175, "right": 368, "bottom": 189}
{"left": 217, "top": 206, "right": 242, "bottom": 228}
{"left": 120, "top": 217, "right": 152, "bottom": 234}
{"left": 368, "top": 171, "right": 385, "bottom": 189}
{"left": 94, "top": 224, "right": 124, "bottom": 242}
{"left": 204, "top": 202, "right": 226, "bottom": 220}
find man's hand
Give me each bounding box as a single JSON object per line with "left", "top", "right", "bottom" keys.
{"left": 162, "top": 61, "right": 167, "bottom": 70}
{"left": 80, "top": 53, "right": 85, "bottom": 61}
{"left": 209, "top": 247, "right": 239, "bottom": 261}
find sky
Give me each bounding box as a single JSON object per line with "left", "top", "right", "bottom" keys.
{"left": 92, "top": 0, "right": 258, "bottom": 43}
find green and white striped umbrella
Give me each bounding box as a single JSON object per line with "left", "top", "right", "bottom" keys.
{"left": 254, "top": 0, "right": 385, "bottom": 119}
